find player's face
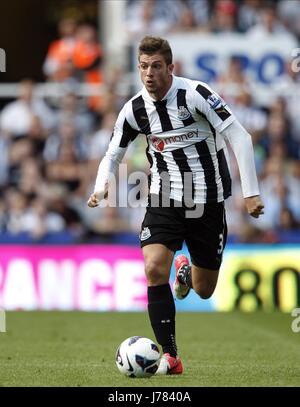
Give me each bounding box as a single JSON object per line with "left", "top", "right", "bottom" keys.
{"left": 138, "top": 53, "right": 174, "bottom": 100}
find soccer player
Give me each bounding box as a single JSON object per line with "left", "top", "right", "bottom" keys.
{"left": 88, "top": 36, "right": 264, "bottom": 375}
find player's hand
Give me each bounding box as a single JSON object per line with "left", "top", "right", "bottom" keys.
{"left": 87, "top": 190, "right": 107, "bottom": 208}
{"left": 244, "top": 195, "right": 264, "bottom": 218}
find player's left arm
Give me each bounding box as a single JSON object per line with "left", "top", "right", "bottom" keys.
{"left": 220, "top": 120, "right": 264, "bottom": 218}
{"left": 194, "top": 82, "right": 264, "bottom": 218}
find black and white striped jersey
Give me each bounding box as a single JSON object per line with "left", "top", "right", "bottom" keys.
{"left": 94, "top": 75, "right": 259, "bottom": 204}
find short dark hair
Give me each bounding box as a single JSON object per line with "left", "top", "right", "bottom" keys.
{"left": 138, "top": 36, "right": 173, "bottom": 65}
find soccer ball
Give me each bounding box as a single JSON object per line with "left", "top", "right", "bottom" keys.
{"left": 115, "top": 336, "right": 161, "bottom": 378}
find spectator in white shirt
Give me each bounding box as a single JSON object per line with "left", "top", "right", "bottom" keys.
{"left": 0, "top": 79, "right": 56, "bottom": 139}
{"left": 247, "top": 4, "right": 297, "bottom": 41}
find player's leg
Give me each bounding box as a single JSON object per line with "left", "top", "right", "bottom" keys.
{"left": 190, "top": 205, "right": 226, "bottom": 298}
{"left": 143, "top": 243, "right": 183, "bottom": 374}
{"left": 143, "top": 243, "right": 173, "bottom": 286}
{"left": 174, "top": 256, "right": 219, "bottom": 299}
{"left": 175, "top": 201, "right": 226, "bottom": 300}
{"left": 140, "top": 201, "right": 185, "bottom": 374}
{"left": 190, "top": 265, "right": 219, "bottom": 299}
{"left": 143, "top": 243, "right": 177, "bottom": 356}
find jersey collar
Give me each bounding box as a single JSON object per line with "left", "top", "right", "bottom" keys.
{"left": 142, "top": 75, "right": 179, "bottom": 104}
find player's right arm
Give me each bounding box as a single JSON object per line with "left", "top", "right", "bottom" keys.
{"left": 87, "top": 103, "right": 140, "bottom": 208}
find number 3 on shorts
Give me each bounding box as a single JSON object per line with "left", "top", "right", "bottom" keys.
{"left": 217, "top": 233, "right": 224, "bottom": 255}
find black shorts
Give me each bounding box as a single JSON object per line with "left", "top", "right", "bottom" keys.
{"left": 140, "top": 199, "right": 227, "bottom": 270}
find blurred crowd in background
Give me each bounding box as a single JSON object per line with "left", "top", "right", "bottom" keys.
{"left": 126, "top": 0, "right": 300, "bottom": 39}
{"left": 0, "top": 0, "right": 299, "bottom": 244}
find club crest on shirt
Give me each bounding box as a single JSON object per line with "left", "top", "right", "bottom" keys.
{"left": 177, "top": 106, "right": 191, "bottom": 120}
{"left": 140, "top": 227, "right": 151, "bottom": 241}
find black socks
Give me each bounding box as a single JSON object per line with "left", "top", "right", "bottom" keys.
{"left": 147, "top": 284, "right": 177, "bottom": 357}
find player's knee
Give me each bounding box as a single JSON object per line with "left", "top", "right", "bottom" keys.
{"left": 145, "top": 259, "right": 167, "bottom": 285}
{"left": 193, "top": 282, "right": 215, "bottom": 299}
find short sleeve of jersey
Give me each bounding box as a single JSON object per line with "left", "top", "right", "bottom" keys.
{"left": 194, "top": 81, "right": 235, "bottom": 133}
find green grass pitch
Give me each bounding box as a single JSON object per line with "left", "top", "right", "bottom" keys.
{"left": 0, "top": 311, "right": 300, "bottom": 387}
